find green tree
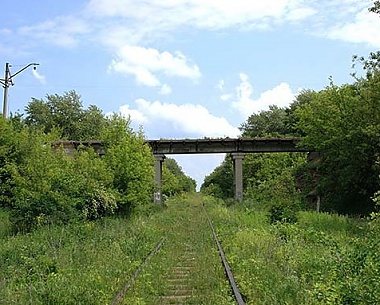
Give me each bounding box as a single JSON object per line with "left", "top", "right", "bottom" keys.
{"left": 370, "top": 1, "right": 380, "bottom": 14}
{"left": 201, "top": 157, "right": 234, "bottom": 198}
{"left": 295, "top": 66, "right": 380, "bottom": 213}
{"left": 163, "top": 158, "right": 196, "bottom": 195}
{"left": 240, "top": 105, "right": 290, "bottom": 138}
{"left": 285, "top": 89, "right": 319, "bottom": 136}
{"left": 201, "top": 102, "right": 307, "bottom": 203}
{"left": 24, "top": 91, "right": 106, "bottom": 140}
{"left": 0, "top": 116, "right": 20, "bottom": 207}
{"left": 162, "top": 166, "right": 181, "bottom": 197}
{"left": 239, "top": 104, "right": 306, "bottom": 208}
{"left": 101, "top": 114, "right": 154, "bottom": 212}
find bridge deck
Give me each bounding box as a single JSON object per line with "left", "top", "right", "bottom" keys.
{"left": 51, "top": 138, "right": 309, "bottom": 155}
{"left": 147, "top": 138, "right": 308, "bottom": 154}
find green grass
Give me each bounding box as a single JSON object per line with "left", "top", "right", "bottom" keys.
{"left": 0, "top": 209, "right": 165, "bottom": 304}
{"left": 0, "top": 195, "right": 234, "bottom": 305}
{"left": 0, "top": 208, "right": 11, "bottom": 238}
{"left": 120, "top": 194, "right": 234, "bottom": 304}
{"left": 207, "top": 200, "right": 380, "bottom": 305}
{"left": 2, "top": 196, "right": 380, "bottom": 305}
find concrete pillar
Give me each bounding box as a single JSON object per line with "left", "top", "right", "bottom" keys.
{"left": 231, "top": 153, "right": 245, "bottom": 201}
{"left": 154, "top": 154, "right": 166, "bottom": 204}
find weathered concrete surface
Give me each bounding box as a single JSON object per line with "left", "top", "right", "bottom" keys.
{"left": 147, "top": 138, "right": 307, "bottom": 155}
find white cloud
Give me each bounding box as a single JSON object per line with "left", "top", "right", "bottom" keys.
{"left": 86, "top": 0, "right": 316, "bottom": 32}
{"left": 220, "top": 94, "right": 232, "bottom": 101}
{"left": 216, "top": 79, "right": 225, "bottom": 91}
{"left": 18, "top": 16, "right": 90, "bottom": 47}
{"left": 119, "top": 104, "right": 148, "bottom": 124}
{"left": 326, "top": 8, "right": 380, "bottom": 48}
{"left": 83, "top": 0, "right": 380, "bottom": 49}
{"left": 7, "top": 0, "right": 379, "bottom": 56}
{"left": 32, "top": 69, "right": 46, "bottom": 84}
{"left": 230, "top": 73, "right": 296, "bottom": 118}
{"left": 159, "top": 84, "right": 172, "bottom": 95}
{"left": 109, "top": 45, "right": 201, "bottom": 87}
{"left": 119, "top": 98, "right": 239, "bottom": 138}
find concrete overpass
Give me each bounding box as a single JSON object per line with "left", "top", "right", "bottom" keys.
{"left": 51, "top": 138, "right": 310, "bottom": 204}
{"left": 146, "top": 138, "right": 309, "bottom": 204}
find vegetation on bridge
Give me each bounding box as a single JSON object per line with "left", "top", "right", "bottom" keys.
{"left": 0, "top": 92, "right": 195, "bottom": 232}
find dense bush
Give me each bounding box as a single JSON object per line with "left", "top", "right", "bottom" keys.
{"left": 1, "top": 110, "right": 155, "bottom": 232}
{"left": 9, "top": 133, "right": 118, "bottom": 231}
{"left": 101, "top": 114, "right": 154, "bottom": 211}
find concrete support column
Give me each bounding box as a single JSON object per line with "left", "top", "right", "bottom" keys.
{"left": 154, "top": 154, "right": 166, "bottom": 204}
{"left": 231, "top": 153, "right": 245, "bottom": 201}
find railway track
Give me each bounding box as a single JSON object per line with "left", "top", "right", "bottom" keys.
{"left": 112, "top": 202, "right": 244, "bottom": 305}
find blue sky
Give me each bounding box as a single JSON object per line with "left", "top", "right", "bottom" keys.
{"left": 1, "top": 0, "right": 379, "bottom": 188}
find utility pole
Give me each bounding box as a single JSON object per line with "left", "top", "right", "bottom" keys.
{"left": 0, "top": 62, "right": 39, "bottom": 118}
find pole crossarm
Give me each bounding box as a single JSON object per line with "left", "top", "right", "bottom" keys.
{"left": 2, "top": 62, "right": 39, "bottom": 118}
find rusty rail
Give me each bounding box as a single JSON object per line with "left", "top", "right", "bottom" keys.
{"left": 204, "top": 207, "right": 245, "bottom": 305}
{"left": 111, "top": 237, "right": 165, "bottom": 305}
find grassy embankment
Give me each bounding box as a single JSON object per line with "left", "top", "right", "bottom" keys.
{"left": 0, "top": 196, "right": 232, "bottom": 305}
{"left": 207, "top": 197, "right": 380, "bottom": 305}
{"left": 0, "top": 205, "right": 164, "bottom": 304}
{"left": 1, "top": 194, "right": 380, "bottom": 304}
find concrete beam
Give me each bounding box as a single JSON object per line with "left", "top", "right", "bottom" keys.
{"left": 147, "top": 138, "right": 307, "bottom": 155}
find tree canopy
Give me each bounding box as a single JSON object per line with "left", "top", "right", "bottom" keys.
{"left": 24, "top": 91, "right": 106, "bottom": 140}
{"left": 162, "top": 158, "right": 196, "bottom": 197}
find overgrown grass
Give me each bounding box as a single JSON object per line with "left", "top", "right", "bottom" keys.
{"left": 3, "top": 196, "right": 379, "bottom": 304}
{"left": 1, "top": 195, "right": 234, "bottom": 305}
{"left": 0, "top": 208, "right": 11, "bottom": 238}
{"left": 207, "top": 199, "right": 380, "bottom": 305}
{"left": 120, "top": 194, "right": 234, "bottom": 304}
{"left": 0, "top": 207, "right": 165, "bottom": 304}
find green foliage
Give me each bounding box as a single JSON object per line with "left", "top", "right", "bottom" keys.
{"left": 2, "top": 104, "right": 155, "bottom": 231}
{"left": 0, "top": 194, "right": 236, "bottom": 304}
{"left": 201, "top": 157, "right": 234, "bottom": 198}
{"left": 369, "top": 1, "right": 380, "bottom": 14}
{"left": 202, "top": 102, "right": 306, "bottom": 211}
{"left": 0, "top": 211, "right": 165, "bottom": 304}
{"left": 0, "top": 208, "right": 11, "bottom": 237}
{"left": 295, "top": 66, "right": 380, "bottom": 213}
{"left": 10, "top": 134, "right": 117, "bottom": 232}
{"left": 204, "top": 51, "right": 380, "bottom": 216}
{"left": 24, "top": 91, "right": 107, "bottom": 140}
{"left": 0, "top": 117, "right": 17, "bottom": 208}
{"left": 268, "top": 204, "right": 298, "bottom": 224}
{"left": 284, "top": 89, "right": 319, "bottom": 137}
{"left": 240, "top": 105, "right": 290, "bottom": 137}
{"left": 162, "top": 158, "right": 196, "bottom": 197}
{"left": 101, "top": 114, "right": 154, "bottom": 211}
{"left": 208, "top": 201, "right": 380, "bottom": 305}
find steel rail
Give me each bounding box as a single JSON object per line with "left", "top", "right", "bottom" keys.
{"left": 204, "top": 207, "right": 246, "bottom": 305}
{"left": 111, "top": 237, "right": 165, "bottom": 305}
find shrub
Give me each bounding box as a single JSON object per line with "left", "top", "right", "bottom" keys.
{"left": 101, "top": 115, "right": 154, "bottom": 211}
{"left": 10, "top": 134, "right": 118, "bottom": 232}
{"left": 269, "top": 204, "right": 298, "bottom": 224}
